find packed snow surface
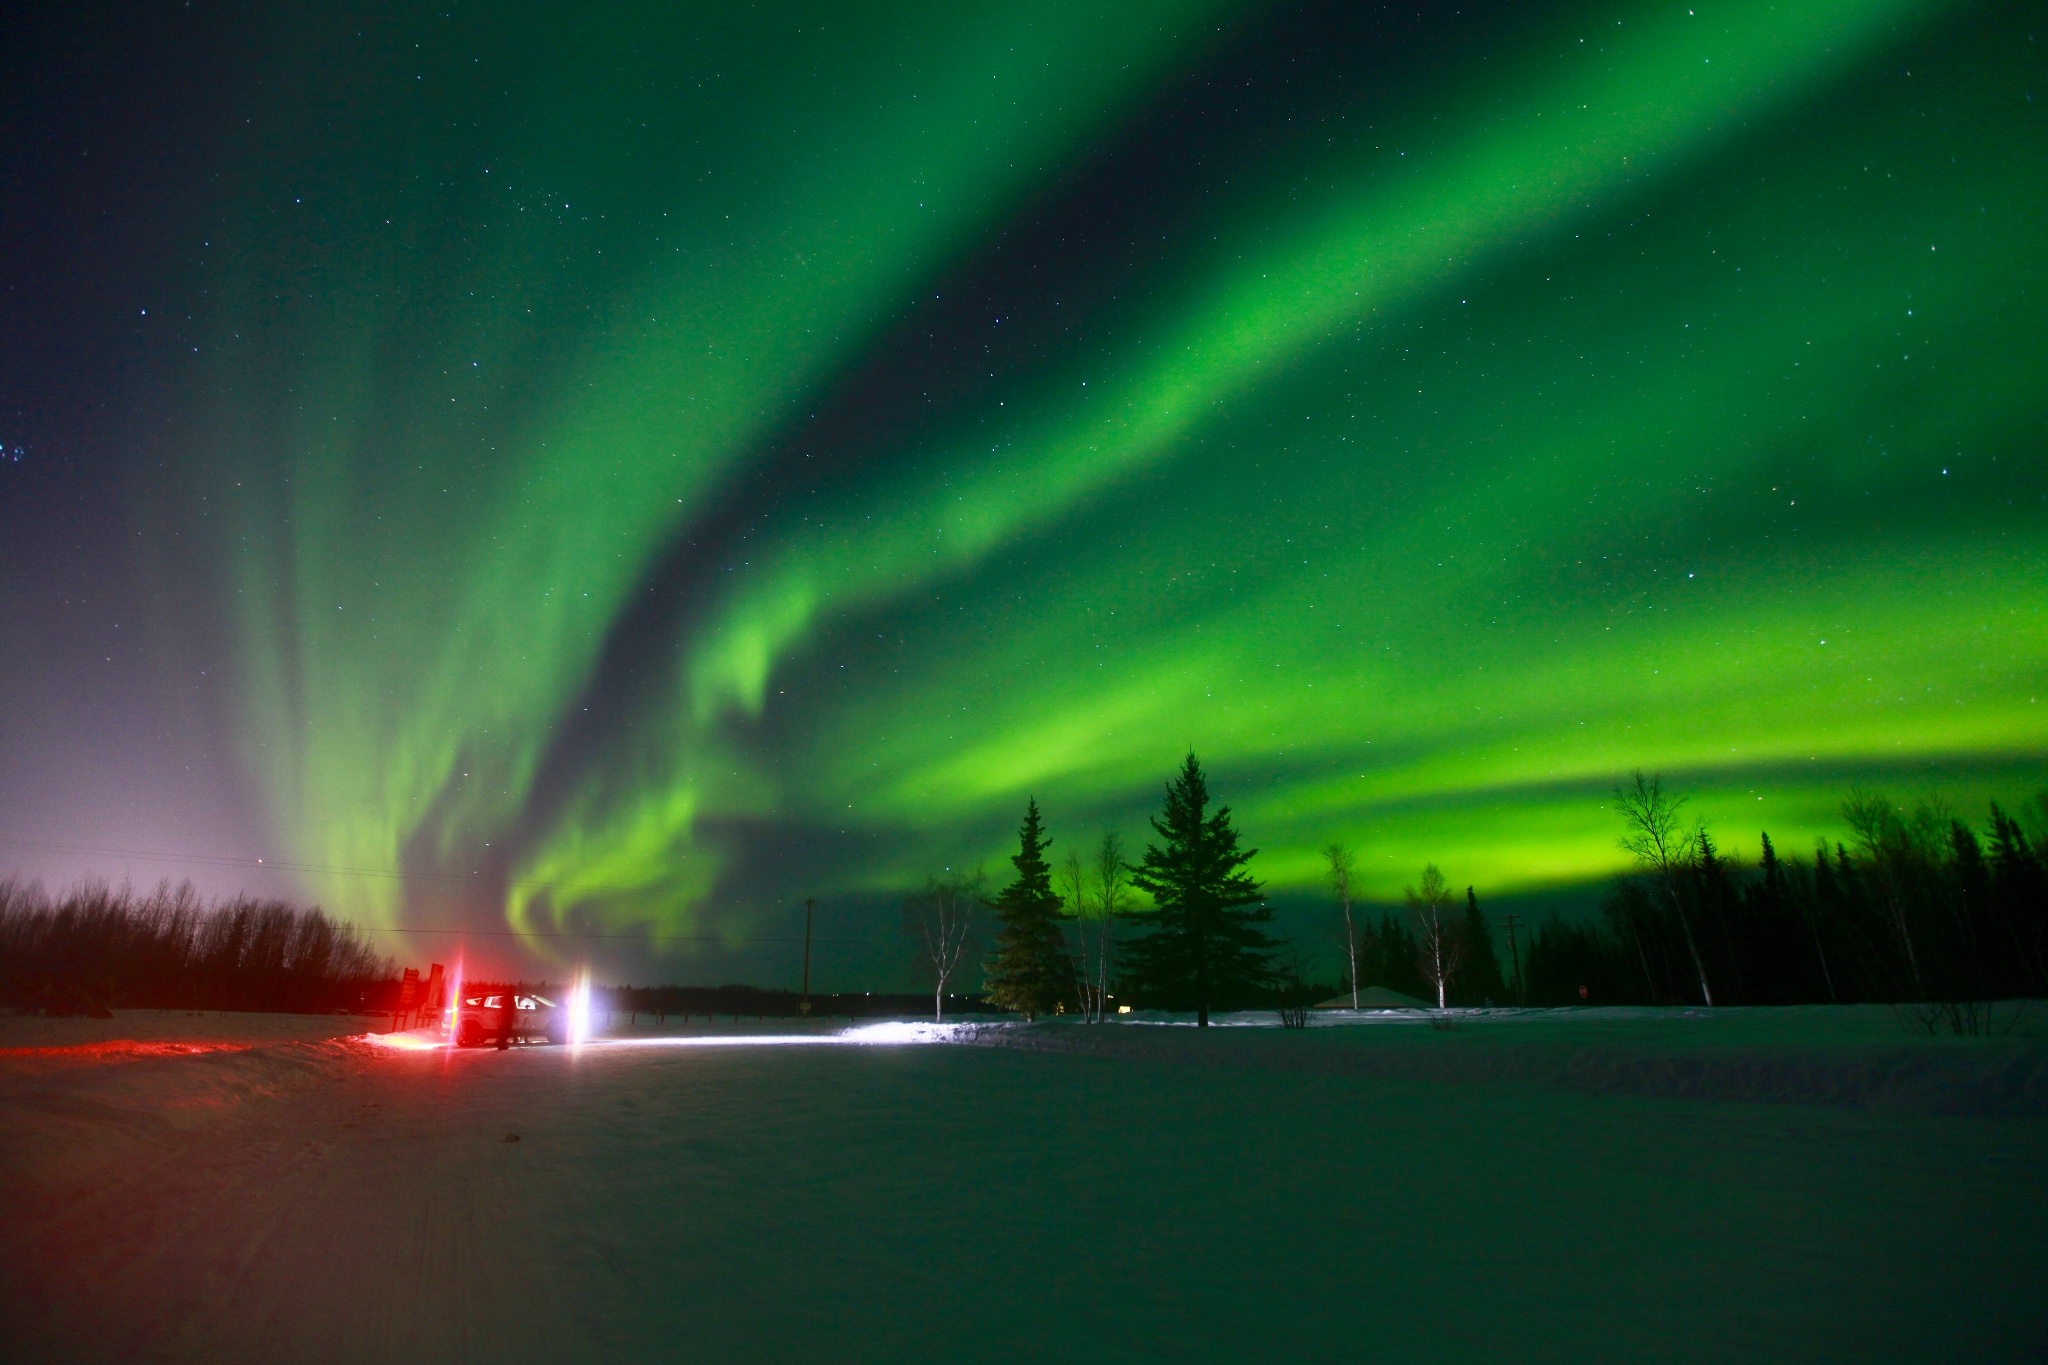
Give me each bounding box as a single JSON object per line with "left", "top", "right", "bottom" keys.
{"left": 3, "top": 1006, "right": 2043, "bottom": 1362}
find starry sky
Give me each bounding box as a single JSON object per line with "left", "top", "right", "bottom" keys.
{"left": 3, "top": 0, "right": 2042, "bottom": 984}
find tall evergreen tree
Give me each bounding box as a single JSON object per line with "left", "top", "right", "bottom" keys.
{"left": 1986, "top": 803, "right": 2046, "bottom": 991}
{"left": 1948, "top": 820, "right": 1993, "bottom": 995}
{"left": 1457, "top": 887, "right": 1507, "bottom": 1006}
{"left": 1759, "top": 830, "right": 1835, "bottom": 1003}
{"left": 981, "top": 798, "right": 1071, "bottom": 1019}
{"left": 1122, "top": 753, "right": 1278, "bottom": 1026}
{"left": 1693, "top": 827, "right": 1747, "bottom": 1004}
{"left": 1361, "top": 911, "right": 1428, "bottom": 1000}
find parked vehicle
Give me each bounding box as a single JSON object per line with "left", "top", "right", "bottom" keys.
{"left": 453, "top": 991, "right": 566, "bottom": 1047}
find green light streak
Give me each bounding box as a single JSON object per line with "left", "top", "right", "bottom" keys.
{"left": 210, "top": 0, "right": 1240, "bottom": 922}
{"left": 678, "top": 0, "right": 1941, "bottom": 727}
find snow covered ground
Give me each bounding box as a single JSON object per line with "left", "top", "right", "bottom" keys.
{"left": 3, "top": 1007, "right": 2044, "bottom": 1362}
{"left": 0, "top": 1008, "right": 382, "bottom": 1052}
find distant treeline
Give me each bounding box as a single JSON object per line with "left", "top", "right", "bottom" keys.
{"left": 8, "top": 780, "right": 2041, "bottom": 1022}
{"left": 1335, "top": 893, "right": 1505, "bottom": 1009}
{"left": 452, "top": 981, "right": 993, "bottom": 1022}
{"left": 606, "top": 983, "right": 991, "bottom": 1021}
{"left": 1500, "top": 788, "right": 2047, "bottom": 1007}
{"left": 945, "top": 768, "right": 2048, "bottom": 1018}
{"left": 0, "top": 879, "right": 393, "bottom": 1015}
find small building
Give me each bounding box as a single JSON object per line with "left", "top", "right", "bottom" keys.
{"left": 1313, "top": 986, "right": 1431, "bottom": 1010}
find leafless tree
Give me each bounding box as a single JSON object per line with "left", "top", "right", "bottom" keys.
{"left": 1058, "top": 849, "right": 1097, "bottom": 1020}
{"left": 904, "top": 870, "right": 984, "bottom": 1022}
{"left": 1061, "top": 833, "right": 1130, "bottom": 1022}
{"left": 1615, "top": 770, "right": 1714, "bottom": 1007}
{"left": 1407, "top": 863, "right": 1464, "bottom": 1010}
{"left": 1273, "top": 938, "right": 1315, "bottom": 1028}
{"left": 1092, "top": 832, "right": 1132, "bottom": 1020}
{"left": 1324, "top": 843, "right": 1361, "bottom": 1009}
{"left": 1842, "top": 789, "right": 1927, "bottom": 998}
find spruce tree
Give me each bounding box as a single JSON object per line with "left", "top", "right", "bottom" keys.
{"left": 981, "top": 798, "right": 1072, "bottom": 1019}
{"left": 1458, "top": 887, "right": 1506, "bottom": 1006}
{"left": 1987, "top": 803, "right": 2046, "bottom": 993}
{"left": 1121, "top": 753, "right": 1278, "bottom": 1026}
{"left": 1365, "top": 911, "right": 1428, "bottom": 1000}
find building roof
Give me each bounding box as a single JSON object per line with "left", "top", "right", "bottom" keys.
{"left": 1312, "top": 986, "right": 1432, "bottom": 1010}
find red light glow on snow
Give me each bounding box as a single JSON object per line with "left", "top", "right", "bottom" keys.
{"left": 360, "top": 1030, "right": 444, "bottom": 1051}
{"left": 0, "top": 1040, "right": 254, "bottom": 1063}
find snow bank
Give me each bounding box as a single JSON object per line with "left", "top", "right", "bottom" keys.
{"left": 0, "top": 1010, "right": 414, "bottom": 1226}
{"left": 6, "top": 1007, "right": 2044, "bottom": 1362}
{"left": 958, "top": 1006, "right": 2048, "bottom": 1117}
{"left": 0, "top": 1013, "right": 972, "bottom": 1231}
{"left": 0, "top": 1033, "right": 375, "bottom": 1229}
{"left": 0, "top": 1008, "right": 387, "bottom": 1052}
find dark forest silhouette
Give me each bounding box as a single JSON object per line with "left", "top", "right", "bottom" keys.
{"left": 1509, "top": 784, "right": 2048, "bottom": 1009}
{"left": 0, "top": 878, "right": 391, "bottom": 1015}
{"left": 4, "top": 777, "right": 2042, "bottom": 1020}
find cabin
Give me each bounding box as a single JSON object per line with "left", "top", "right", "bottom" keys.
{"left": 1312, "top": 986, "right": 1431, "bottom": 1010}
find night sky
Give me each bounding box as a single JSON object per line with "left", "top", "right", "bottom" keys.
{"left": 3, "top": 0, "right": 2042, "bottom": 984}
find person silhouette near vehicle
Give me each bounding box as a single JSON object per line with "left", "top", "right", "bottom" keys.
{"left": 497, "top": 986, "right": 516, "bottom": 1050}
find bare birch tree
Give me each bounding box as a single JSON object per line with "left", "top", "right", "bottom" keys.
{"left": 1092, "top": 831, "right": 1131, "bottom": 1020}
{"left": 1058, "top": 849, "right": 1097, "bottom": 1020}
{"left": 1325, "top": 842, "right": 1361, "bottom": 1008}
{"left": 904, "top": 870, "right": 984, "bottom": 1022}
{"left": 1616, "top": 770, "right": 1715, "bottom": 1007}
{"left": 1061, "top": 834, "right": 1132, "bottom": 1022}
{"left": 1842, "top": 789, "right": 1927, "bottom": 999}
{"left": 1407, "top": 863, "right": 1464, "bottom": 1010}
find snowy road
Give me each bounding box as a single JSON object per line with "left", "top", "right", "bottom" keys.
{"left": 5, "top": 1019, "right": 2046, "bottom": 1362}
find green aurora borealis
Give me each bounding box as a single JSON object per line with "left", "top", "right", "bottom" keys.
{"left": 22, "top": 0, "right": 2044, "bottom": 968}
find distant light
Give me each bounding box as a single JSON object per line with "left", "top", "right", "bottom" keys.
{"left": 568, "top": 973, "right": 593, "bottom": 1045}
{"left": 842, "top": 1022, "right": 958, "bottom": 1045}
{"left": 1117, "top": 1005, "right": 1132, "bottom": 1015}
{"left": 605, "top": 1022, "right": 962, "bottom": 1049}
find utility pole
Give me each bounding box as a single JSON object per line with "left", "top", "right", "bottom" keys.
{"left": 1502, "top": 913, "right": 1525, "bottom": 1006}
{"left": 800, "top": 898, "right": 815, "bottom": 1019}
